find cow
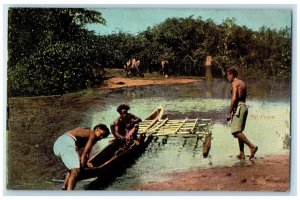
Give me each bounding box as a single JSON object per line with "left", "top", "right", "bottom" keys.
{"left": 124, "top": 58, "right": 144, "bottom": 77}
{"left": 161, "top": 60, "right": 170, "bottom": 78}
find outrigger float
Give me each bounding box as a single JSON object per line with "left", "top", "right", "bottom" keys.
{"left": 78, "top": 106, "right": 213, "bottom": 181}
{"left": 138, "top": 109, "right": 213, "bottom": 157}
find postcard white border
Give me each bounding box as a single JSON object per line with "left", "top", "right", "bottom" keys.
{"left": 1, "top": 1, "right": 298, "bottom": 199}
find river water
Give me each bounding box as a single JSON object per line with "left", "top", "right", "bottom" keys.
{"left": 71, "top": 79, "right": 290, "bottom": 190}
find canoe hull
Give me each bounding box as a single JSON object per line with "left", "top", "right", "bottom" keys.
{"left": 78, "top": 107, "right": 163, "bottom": 181}
{"left": 78, "top": 134, "right": 153, "bottom": 181}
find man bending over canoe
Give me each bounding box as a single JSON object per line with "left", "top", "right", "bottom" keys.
{"left": 53, "top": 124, "right": 110, "bottom": 190}
{"left": 111, "top": 104, "right": 142, "bottom": 145}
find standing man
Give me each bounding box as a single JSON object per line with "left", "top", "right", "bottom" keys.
{"left": 53, "top": 124, "right": 110, "bottom": 190}
{"left": 226, "top": 67, "right": 258, "bottom": 160}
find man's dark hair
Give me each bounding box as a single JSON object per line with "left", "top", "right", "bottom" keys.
{"left": 117, "top": 104, "right": 130, "bottom": 113}
{"left": 93, "top": 124, "right": 110, "bottom": 138}
{"left": 226, "top": 67, "right": 238, "bottom": 77}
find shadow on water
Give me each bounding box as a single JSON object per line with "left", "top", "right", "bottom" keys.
{"left": 85, "top": 163, "right": 130, "bottom": 190}
{"left": 83, "top": 136, "right": 154, "bottom": 190}
{"left": 85, "top": 150, "right": 149, "bottom": 190}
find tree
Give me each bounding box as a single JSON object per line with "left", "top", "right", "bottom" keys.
{"left": 117, "top": 16, "right": 291, "bottom": 80}
{"left": 8, "top": 8, "right": 106, "bottom": 96}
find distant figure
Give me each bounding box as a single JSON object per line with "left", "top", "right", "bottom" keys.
{"left": 53, "top": 124, "right": 110, "bottom": 190}
{"left": 161, "top": 60, "right": 170, "bottom": 79}
{"left": 111, "top": 104, "right": 142, "bottom": 145}
{"left": 124, "top": 59, "right": 132, "bottom": 76}
{"left": 226, "top": 67, "right": 258, "bottom": 160}
{"left": 124, "top": 59, "right": 144, "bottom": 77}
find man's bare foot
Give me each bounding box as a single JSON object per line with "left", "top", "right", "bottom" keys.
{"left": 236, "top": 154, "right": 245, "bottom": 159}
{"left": 250, "top": 146, "right": 258, "bottom": 160}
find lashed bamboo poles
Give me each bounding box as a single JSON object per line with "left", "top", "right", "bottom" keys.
{"left": 143, "top": 118, "right": 213, "bottom": 137}
{"left": 146, "top": 118, "right": 169, "bottom": 135}
{"left": 154, "top": 118, "right": 187, "bottom": 136}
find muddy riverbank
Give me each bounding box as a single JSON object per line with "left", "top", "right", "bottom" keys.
{"left": 132, "top": 154, "right": 290, "bottom": 192}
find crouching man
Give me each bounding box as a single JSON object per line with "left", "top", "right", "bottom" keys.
{"left": 53, "top": 124, "right": 110, "bottom": 190}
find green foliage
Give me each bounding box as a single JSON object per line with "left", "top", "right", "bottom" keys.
{"left": 94, "top": 16, "right": 291, "bottom": 81}
{"left": 8, "top": 8, "right": 106, "bottom": 97}
{"left": 9, "top": 41, "right": 95, "bottom": 96}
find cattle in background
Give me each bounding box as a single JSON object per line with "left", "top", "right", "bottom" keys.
{"left": 161, "top": 60, "right": 170, "bottom": 79}
{"left": 124, "top": 59, "right": 144, "bottom": 77}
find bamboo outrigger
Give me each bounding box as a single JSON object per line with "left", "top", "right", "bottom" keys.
{"left": 138, "top": 117, "right": 213, "bottom": 158}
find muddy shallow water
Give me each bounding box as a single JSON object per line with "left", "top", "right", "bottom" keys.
{"left": 6, "top": 79, "right": 290, "bottom": 190}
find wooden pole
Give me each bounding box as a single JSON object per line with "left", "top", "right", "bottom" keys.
{"left": 203, "top": 133, "right": 212, "bottom": 158}
{"left": 205, "top": 55, "right": 213, "bottom": 81}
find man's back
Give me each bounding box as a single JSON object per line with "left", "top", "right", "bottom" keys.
{"left": 234, "top": 78, "right": 247, "bottom": 102}
{"left": 67, "top": 128, "right": 92, "bottom": 148}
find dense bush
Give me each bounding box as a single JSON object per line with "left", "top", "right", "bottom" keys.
{"left": 97, "top": 17, "right": 291, "bottom": 80}
{"left": 9, "top": 41, "right": 99, "bottom": 96}
{"left": 8, "top": 8, "right": 106, "bottom": 97}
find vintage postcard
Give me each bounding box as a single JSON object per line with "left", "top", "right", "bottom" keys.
{"left": 5, "top": 5, "right": 292, "bottom": 193}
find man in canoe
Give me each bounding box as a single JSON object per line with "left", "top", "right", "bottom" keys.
{"left": 111, "top": 104, "right": 142, "bottom": 145}
{"left": 226, "top": 67, "right": 258, "bottom": 160}
{"left": 53, "top": 124, "right": 110, "bottom": 190}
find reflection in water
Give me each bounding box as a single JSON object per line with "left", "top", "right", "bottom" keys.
{"left": 77, "top": 80, "right": 290, "bottom": 190}
{"left": 125, "top": 88, "right": 136, "bottom": 98}
{"left": 99, "top": 79, "right": 290, "bottom": 103}
{"left": 205, "top": 80, "right": 213, "bottom": 98}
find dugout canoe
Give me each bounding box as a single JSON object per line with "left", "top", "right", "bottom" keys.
{"left": 78, "top": 106, "right": 164, "bottom": 181}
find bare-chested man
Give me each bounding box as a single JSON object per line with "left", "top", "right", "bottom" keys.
{"left": 226, "top": 67, "right": 258, "bottom": 160}
{"left": 53, "top": 124, "right": 110, "bottom": 190}
{"left": 111, "top": 104, "right": 141, "bottom": 143}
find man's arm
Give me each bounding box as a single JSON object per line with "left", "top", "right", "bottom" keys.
{"left": 114, "top": 120, "right": 125, "bottom": 140}
{"left": 80, "top": 131, "right": 95, "bottom": 167}
{"left": 132, "top": 115, "right": 142, "bottom": 123}
{"left": 227, "top": 81, "right": 239, "bottom": 121}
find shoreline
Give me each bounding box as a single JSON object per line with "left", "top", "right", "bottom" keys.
{"left": 131, "top": 154, "right": 290, "bottom": 191}
{"left": 8, "top": 77, "right": 202, "bottom": 99}
{"left": 98, "top": 77, "right": 201, "bottom": 90}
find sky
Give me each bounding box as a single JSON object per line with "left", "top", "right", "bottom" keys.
{"left": 86, "top": 8, "right": 292, "bottom": 35}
